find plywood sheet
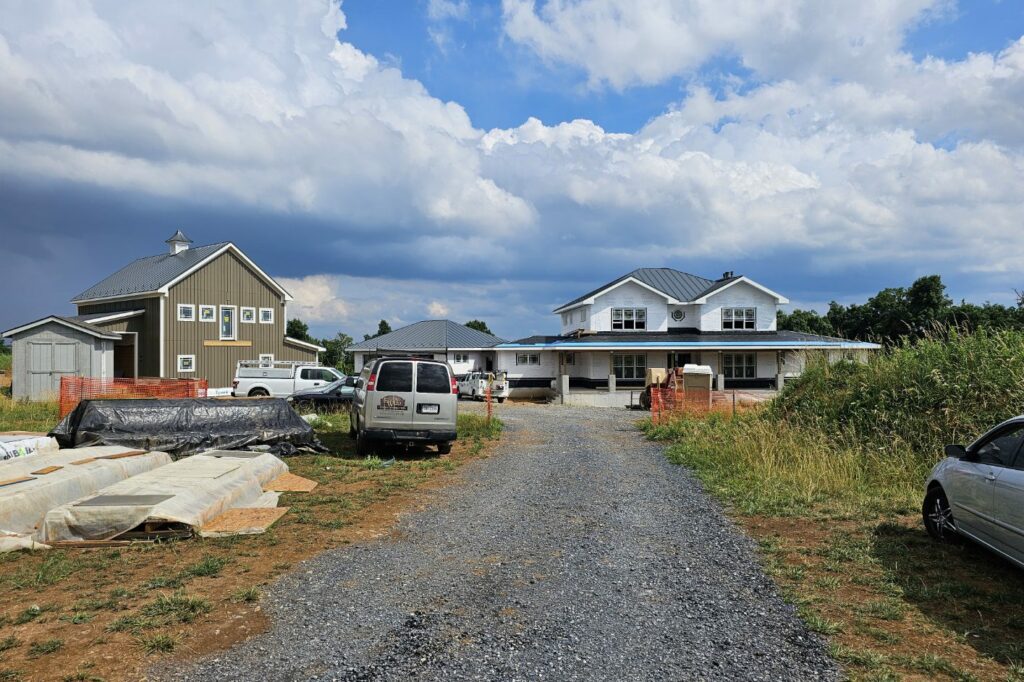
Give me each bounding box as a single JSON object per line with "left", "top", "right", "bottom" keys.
{"left": 70, "top": 458, "right": 97, "bottom": 465}
{"left": 0, "top": 476, "right": 34, "bottom": 488}
{"left": 200, "top": 507, "right": 288, "bottom": 537}
{"left": 264, "top": 473, "right": 318, "bottom": 492}
{"left": 97, "top": 450, "right": 148, "bottom": 460}
{"left": 30, "top": 466, "right": 63, "bottom": 475}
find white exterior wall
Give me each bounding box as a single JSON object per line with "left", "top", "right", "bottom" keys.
{"left": 667, "top": 304, "right": 700, "bottom": 328}
{"left": 559, "top": 305, "right": 591, "bottom": 334}
{"left": 445, "top": 350, "right": 488, "bottom": 374}
{"left": 589, "top": 281, "right": 670, "bottom": 332}
{"left": 699, "top": 282, "right": 778, "bottom": 332}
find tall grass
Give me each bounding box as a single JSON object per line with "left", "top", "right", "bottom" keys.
{"left": 0, "top": 395, "right": 60, "bottom": 432}
{"left": 645, "top": 330, "right": 1024, "bottom": 517}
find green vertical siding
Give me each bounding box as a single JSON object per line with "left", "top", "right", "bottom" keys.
{"left": 164, "top": 251, "right": 315, "bottom": 387}
{"left": 77, "top": 298, "right": 161, "bottom": 376}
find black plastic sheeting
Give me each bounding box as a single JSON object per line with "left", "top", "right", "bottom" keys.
{"left": 50, "top": 398, "right": 325, "bottom": 458}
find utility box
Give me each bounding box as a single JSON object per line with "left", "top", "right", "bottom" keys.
{"left": 681, "top": 364, "right": 714, "bottom": 391}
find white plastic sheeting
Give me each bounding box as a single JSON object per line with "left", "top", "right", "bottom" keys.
{"left": 0, "top": 447, "right": 173, "bottom": 552}
{"left": 0, "top": 435, "right": 59, "bottom": 462}
{"left": 42, "top": 452, "right": 288, "bottom": 543}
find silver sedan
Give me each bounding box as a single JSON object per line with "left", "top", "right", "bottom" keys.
{"left": 924, "top": 416, "right": 1024, "bottom": 569}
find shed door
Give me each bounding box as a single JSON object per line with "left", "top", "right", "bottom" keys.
{"left": 27, "top": 341, "right": 79, "bottom": 396}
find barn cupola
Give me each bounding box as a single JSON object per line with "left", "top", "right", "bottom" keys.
{"left": 165, "top": 230, "right": 192, "bottom": 255}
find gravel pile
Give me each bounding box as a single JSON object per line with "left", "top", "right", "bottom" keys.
{"left": 158, "top": 404, "right": 839, "bottom": 681}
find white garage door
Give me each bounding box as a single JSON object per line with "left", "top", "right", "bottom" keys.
{"left": 28, "top": 341, "right": 79, "bottom": 397}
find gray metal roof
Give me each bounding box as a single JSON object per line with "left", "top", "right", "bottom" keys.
{"left": 555, "top": 268, "right": 735, "bottom": 311}
{"left": 68, "top": 310, "right": 145, "bottom": 325}
{"left": 347, "top": 320, "right": 507, "bottom": 352}
{"left": 71, "top": 242, "right": 229, "bottom": 302}
{"left": 2, "top": 315, "right": 122, "bottom": 340}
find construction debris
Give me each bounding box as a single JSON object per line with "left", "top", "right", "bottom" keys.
{"left": 42, "top": 451, "right": 290, "bottom": 544}
{"left": 0, "top": 447, "right": 173, "bottom": 552}
{"left": 50, "top": 398, "right": 325, "bottom": 458}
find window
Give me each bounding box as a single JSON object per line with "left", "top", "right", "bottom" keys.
{"left": 974, "top": 425, "right": 1024, "bottom": 467}
{"left": 177, "top": 354, "right": 195, "bottom": 372}
{"left": 240, "top": 307, "right": 256, "bottom": 324}
{"left": 562, "top": 313, "right": 569, "bottom": 326}
{"left": 417, "top": 363, "right": 451, "bottom": 393}
{"left": 668, "top": 353, "right": 693, "bottom": 369}
{"left": 722, "top": 307, "right": 756, "bottom": 330}
{"left": 300, "top": 368, "right": 337, "bottom": 382}
{"left": 452, "top": 353, "right": 469, "bottom": 363}
{"left": 376, "top": 361, "right": 413, "bottom": 392}
{"left": 177, "top": 304, "right": 195, "bottom": 322}
{"left": 612, "top": 353, "right": 646, "bottom": 380}
{"left": 577, "top": 309, "right": 585, "bottom": 323}
{"left": 516, "top": 353, "right": 540, "bottom": 366}
{"left": 560, "top": 352, "right": 575, "bottom": 366}
{"left": 258, "top": 354, "right": 274, "bottom": 367}
{"left": 723, "top": 353, "right": 757, "bottom": 379}
{"left": 611, "top": 307, "right": 646, "bottom": 330}
{"left": 199, "top": 305, "right": 216, "bottom": 322}
{"left": 259, "top": 307, "right": 274, "bottom": 324}
{"left": 219, "top": 305, "right": 236, "bottom": 340}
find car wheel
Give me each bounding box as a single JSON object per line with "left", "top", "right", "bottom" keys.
{"left": 437, "top": 441, "right": 452, "bottom": 455}
{"left": 497, "top": 397, "right": 506, "bottom": 404}
{"left": 248, "top": 387, "right": 270, "bottom": 397}
{"left": 356, "top": 430, "right": 374, "bottom": 456}
{"left": 923, "top": 487, "right": 960, "bottom": 543}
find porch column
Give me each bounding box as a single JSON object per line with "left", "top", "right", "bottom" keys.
{"left": 776, "top": 350, "right": 785, "bottom": 391}
{"left": 608, "top": 352, "right": 616, "bottom": 393}
{"left": 715, "top": 350, "right": 725, "bottom": 391}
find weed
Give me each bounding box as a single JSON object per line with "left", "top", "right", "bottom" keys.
{"left": 13, "top": 605, "right": 45, "bottom": 625}
{"left": 142, "top": 593, "right": 212, "bottom": 624}
{"left": 231, "top": 586, "right": 261, "bottom": 603}
{"left": 801, "top": 611, "right": 843, "bottom": 635}
{"left": 0, "top": 671, "right": 24, "bottom": 681}
{"left": 182, "top": 555, "right": 228, "bottom": 578}
{"left": 106, "top": 615, "right": 157, "bottom": 633}
{"left": 137, "top": 633, "right": 176, "bottom": 654}
{"left": 0, "top": 636, "right": 19, "bottom": 653}
{"left": 27, "top": 639, "right": 63, "bottom": 658}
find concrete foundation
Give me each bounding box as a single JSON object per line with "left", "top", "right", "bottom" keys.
{"left": 560, "top": 390, "right": 640, "bottom": 408}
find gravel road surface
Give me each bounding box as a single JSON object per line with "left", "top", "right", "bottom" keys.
{"left": 161, "top": 404, "right": 839, "bottom": 681}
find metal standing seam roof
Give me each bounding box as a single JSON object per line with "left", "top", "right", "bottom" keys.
{"left": 1, "top": 315, "right": 122, "bottom": 340}
{"left": 346, "top": 320, "right": 507, "bottom": 352}
{"left": 555, "top": 268, "right": 741, "bottom": 311}
{"left": 71, "top": 242, "right": 230, "bottom": 302}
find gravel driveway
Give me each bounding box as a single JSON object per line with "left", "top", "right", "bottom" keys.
{"left": 161, "top": 404, "right": 839, "bottom": 681}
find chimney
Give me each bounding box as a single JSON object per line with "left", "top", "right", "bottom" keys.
{"left": 165, "top": 230, "right": 193, "bottom": 255}
{"left": 721, "top": 270, "right": 734, "bottom": 280}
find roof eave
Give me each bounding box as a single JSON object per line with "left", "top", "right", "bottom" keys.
{"left": 553, "top": 276, "right": 681, "bottom": 313}
{"left": 2, "top": 316, "right": 122, "bottom": 340}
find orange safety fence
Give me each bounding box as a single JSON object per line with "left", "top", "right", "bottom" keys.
{"left": 59, "top": 377, "right": 209, "bottom": 418}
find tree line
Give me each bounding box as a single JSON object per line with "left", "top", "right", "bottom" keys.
{"left": 778, "top": 275, "right": 1024, "bottom": 344}
{"left": 285, "top": 318, "right": 493, "bottom": 375}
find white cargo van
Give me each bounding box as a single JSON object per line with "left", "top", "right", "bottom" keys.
{"left": 232, "top": 360, "right": 344, "bottom": 398}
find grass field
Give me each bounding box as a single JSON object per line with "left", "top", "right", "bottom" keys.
{"left": 645, "top": 331, "right": 1024, "bottom": 682}
{"left": 0, "top": 398, "right": 502, "bottom": 681}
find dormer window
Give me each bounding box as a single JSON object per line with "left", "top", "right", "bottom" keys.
{"left": 612, "top": 308, "right": 646, "bottom": 331}
{"left": 722, "top": 307, "right": 756, "bottom": 330}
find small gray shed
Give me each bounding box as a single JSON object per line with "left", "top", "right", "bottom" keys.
{"left": 2, "top": 316, "right": 120, "bottom": 401}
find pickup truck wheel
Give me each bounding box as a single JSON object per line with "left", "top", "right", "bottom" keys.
{"left": 348, "top": 415, "right": 357, "bottom": 438}
{"left": 437, "top": 441, "right": 452, "bottom": 455}
{"left": 248, "top": 388, "right": 269, "bottom": 398}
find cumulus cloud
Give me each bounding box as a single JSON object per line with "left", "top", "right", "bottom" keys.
{"left": 427, "top": 301, "right": 450, "bottom": 317}
{"left": 1, "top": 0, "right": 1023, "bottom": 333}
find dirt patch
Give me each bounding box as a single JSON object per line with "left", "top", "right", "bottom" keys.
{"left": 739, "top": 514, "right": 1024, "bottom": 681}
{"left": 0, "top": 433, "right": 499, "bottom": 681}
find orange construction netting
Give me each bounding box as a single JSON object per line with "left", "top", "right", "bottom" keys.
{"left": 58, "top": 377, "right": 209, "bottom": 418}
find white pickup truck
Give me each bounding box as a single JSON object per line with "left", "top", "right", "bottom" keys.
{"left": 457, "top": 371, "right": 510, "bottom": 403}
{"left": 232, "top": 360, "right": 344, "bottom": 398}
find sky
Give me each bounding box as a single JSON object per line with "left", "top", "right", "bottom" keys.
{"left": 1, "top": 0, "right": 1023, "bottom": 342}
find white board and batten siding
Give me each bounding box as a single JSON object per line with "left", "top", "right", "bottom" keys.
{"left": 699, "top": 282, "right": 778, "bottom": 332}
{"left": 11, "top": 322, "right": 113, "bottom": 401}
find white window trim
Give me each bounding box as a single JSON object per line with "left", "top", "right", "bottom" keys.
{"left": 611, "top": 307, "right": 647, "bottom": 331}
{"left": 198, "top": 304, "right": 216, "bottom": 323}
{"left": 176, "top": 304, "right": 195, "bottom": 322}
{"left": 723, "top": 352, "right": 757, "bottom": 379}
{"left": 259, "top": 307, "right": 274, "bottom": 324}
{"left": 516, "top": 353, "right": 540, "bottom": 366}
{"left": 258, "top": 353, "right": 274, "bottom": 366}
{"left": 219, "top": 305, "right": 237, "bottom": 341}
{"left": 722, "top": 307, "right": 757, "bottom": 331}
{"left": 240, "top": 307, "right": 256, "bottom": 324}
{"left": 177, "top": 354, "right": 196, "bottom": 373}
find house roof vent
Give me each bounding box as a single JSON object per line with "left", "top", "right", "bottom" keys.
{"left": 165, "top": 230, "right": 193, "bottom": 255}
{"left": 720, "top": 270, "right": 734, "bottom": 280}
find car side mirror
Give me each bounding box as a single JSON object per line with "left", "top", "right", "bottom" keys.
{"left": 344, "top": 377, "right": 357, "bottom": 387}
{"left": 945, "top": 444, "right": 968, "bottom": 460}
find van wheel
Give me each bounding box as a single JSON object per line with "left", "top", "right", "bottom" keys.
{"left": 356, "top": 431, "right": 374, "bottom": 456}
{"left": 437, "top": 442, "right": 452, "bottom": 455}
{"left": 348, "top": 415, "right": 357, "bottom": 439}
{"left": 248, "top": 388, "right": 269, "bottom": 397}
